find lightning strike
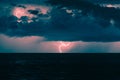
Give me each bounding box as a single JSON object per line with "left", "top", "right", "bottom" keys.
{"left": 59, "top": 41, "right": 71, "bottom": 53}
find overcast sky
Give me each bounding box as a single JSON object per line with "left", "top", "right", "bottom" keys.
{"left": 0, "top": 0, "right": 120, "bottom": 53}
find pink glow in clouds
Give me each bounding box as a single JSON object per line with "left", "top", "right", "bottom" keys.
{"left": 12, "top": 4, "right": 50, "bottom": 18}
{"left": 59, "top": 41, "right": 71, "bottom": 53}
{"left": 55, "top": 41, "right": 82, "bottom": 53}
{"left": 108, "top": 42, "right": 120, "bottom": 53}
{"left": 2, "top": 34, "right": 120, "bottom": 53}
{"left": 13, "top": 7, "right": 34, "bottom": 18}
{"left": 0, "top": 34, "right": 79, "bottom": 53}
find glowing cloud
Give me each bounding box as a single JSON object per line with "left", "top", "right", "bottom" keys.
{"left": 13, "top": 7, "right": 34, "bottom": 19}
{"left": 57, "top": 41, "right": 78, "bottom": 53}
{"left": 12, "top": 4, "right": 50, "bottom": 19}
{"left": 106, "top": 4, "right": 113, "bottom": 8}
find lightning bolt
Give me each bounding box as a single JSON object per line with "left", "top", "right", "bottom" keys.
{"left": 59, "top": 41, "right": 71, "bottom": 53}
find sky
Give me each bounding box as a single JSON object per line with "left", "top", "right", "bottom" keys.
{"left": 0, "top": 0, "right": 120, "bottom": 53}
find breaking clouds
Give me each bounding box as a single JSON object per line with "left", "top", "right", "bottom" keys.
{"left": 1, "top": 0, "right": 120, "bottom": 42}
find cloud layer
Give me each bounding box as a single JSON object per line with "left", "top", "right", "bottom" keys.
{"left": 0, "top": 0, "right": 120, "bottom": 42}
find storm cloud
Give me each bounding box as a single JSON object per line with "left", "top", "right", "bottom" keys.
{"left": 0, "top": 0, "right": 120, "bottom": 42}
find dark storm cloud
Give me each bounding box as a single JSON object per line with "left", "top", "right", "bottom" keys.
{"left": 1, "top": 0, "right": 120, "bottom": 42}
{"left": 28, "top": 10, "right": 39, "bottom": 15}
{"left": 46, "top": 0, "right": 120, "bottom": 26}
{"left": 87, "top": 0, "right": 120, "bottom": 4}
{"left": 11, "top": 3, "right": 26, "bottom": 9}
{"left": 0, "top": 0, "right": 47, "bottom": 4}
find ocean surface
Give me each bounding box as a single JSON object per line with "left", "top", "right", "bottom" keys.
{"left": 1, "top": 53, "right": 120, "bottom": 80}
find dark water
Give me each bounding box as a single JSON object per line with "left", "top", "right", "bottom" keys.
{"left": 1, "top": 53, "right": 120, "bottom": 80}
